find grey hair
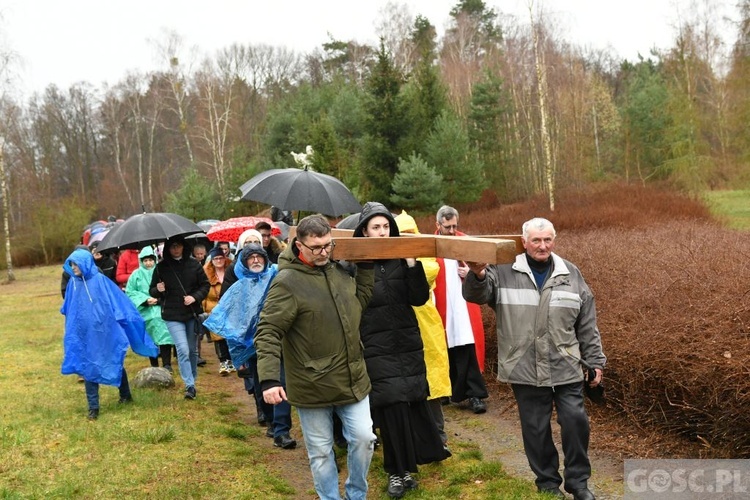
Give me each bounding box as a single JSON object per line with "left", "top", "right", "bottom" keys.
{"left": 296, "top": 214, "right": 331, "bottom": 239}
{"left": 436, "top": 205, "right": 459, "bottom": 222}
{"left": 522, "top": 218, "right": 556, "bottom": 240}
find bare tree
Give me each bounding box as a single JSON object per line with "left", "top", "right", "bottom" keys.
{"left": 376, "top": 1, "right": 417, "bottom": 74}
{"left": 0, "top": 33, "right": 19, "bottom": 281}
{"left": 150, "top": 30, "right": 197, "bottom": 166}
{"left": 194, "top": 55, "right": 235, "bottom": 196}
{"left": 0, "top": 137, "right": 13, "bottom": 281}
{"left": 100, "top": 87, "right": 135, "bottom": 209}
{"left": 529, "top": 2, "right": 555, "bottom": 210}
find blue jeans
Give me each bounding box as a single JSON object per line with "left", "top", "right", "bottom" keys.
{"left": 166, "top": 319, "right": 198, "bottom": 389}
{"left": 296, "top": 397, "right": 375, "bottom": 500}
{"left": 85, "top": 368, "right": 131, "bottom": 410}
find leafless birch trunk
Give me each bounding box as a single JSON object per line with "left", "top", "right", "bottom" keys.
{"left": 0, "top": 142, "right": 15, "bottom": 281}
{"left": 530, "top": 4, "right": 555, "bottom": 211}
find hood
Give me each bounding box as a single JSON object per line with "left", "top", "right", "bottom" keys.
{"left": 235, "top": 243, "right": 271, "bottom": 278}
{"left": 63, "top": 248, "right": 99, "bottom": 280}
{"left": 394, "top": 210, "right": 419, "bottom": 235}
{"left": 353, "top": 202, "right": 399, "bottom": 237}
{"left": 138, "top": 246, "right": 157, "bottom": 267}
{"left": 239, "top": 243, "right": 269, "bottom": 268}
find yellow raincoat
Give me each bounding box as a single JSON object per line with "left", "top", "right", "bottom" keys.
{"left": 394, "top": 211, "right": 452, "bottom": 399}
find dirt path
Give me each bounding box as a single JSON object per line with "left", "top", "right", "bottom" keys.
{"left": 443, "top": 383, "right": 624, "bottom": 500}
{"left": 211, "top": 359, "right": 625, "bottom": 499}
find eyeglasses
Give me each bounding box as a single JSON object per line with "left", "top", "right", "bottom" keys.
{"left": 298, "top": 239, "right": 336, "bottom": 255}
{"left": 440, "top": 224, "right": 458, "bottom": 231}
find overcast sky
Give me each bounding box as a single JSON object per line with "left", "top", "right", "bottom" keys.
{"left": 0, "top": 0, "right": 735, "bottom": 95}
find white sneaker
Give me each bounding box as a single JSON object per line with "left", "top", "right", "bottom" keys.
{"left": 219, "top": 361, "right": 229, "bottom": 376}
{"left": 227, "top": 361, "right": 236, "bottom": 372}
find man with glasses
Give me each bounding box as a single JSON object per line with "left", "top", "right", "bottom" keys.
{"left": 255, "top": 214, "right": 375, "bottom": 500}
{"left": 255, "top": 221, "right": 285, "bottom": 264}
{"left": 434, "top": 205, "right": 489, "bottom": 414}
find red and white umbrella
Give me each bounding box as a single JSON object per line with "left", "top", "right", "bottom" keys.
{"left": 205, "top": 216, "right": 281, "bottom": 242}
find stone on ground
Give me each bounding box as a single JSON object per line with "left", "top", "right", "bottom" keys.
{"left": 133, "top": 367, "right": 175, "bottom": 389}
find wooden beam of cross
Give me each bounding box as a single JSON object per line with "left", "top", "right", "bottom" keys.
{"left": 287, "top": 227, "right": 522, "bottom": 264}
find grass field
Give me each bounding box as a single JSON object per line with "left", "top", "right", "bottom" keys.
{"left": 704, "top": 190, "right": 750, "bottom": 230}
{"left": 0, "top": 265, "right": 546, "bottom": 499}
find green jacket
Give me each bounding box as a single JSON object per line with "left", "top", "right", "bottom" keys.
{"left": 255, "top": 242, "right": 374, "bottom": 407}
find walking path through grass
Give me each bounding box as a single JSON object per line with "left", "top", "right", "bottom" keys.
{"left": 1, "top": 265, "right": 626, "bottom": 499}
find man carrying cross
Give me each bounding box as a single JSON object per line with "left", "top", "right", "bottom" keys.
{"left": 462, "top": 217, "right": 605, "bottom": 500}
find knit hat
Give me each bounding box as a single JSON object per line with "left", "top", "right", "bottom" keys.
{"left": 207, "top": 247, "right": 225, "bottom": 260}
{"left": 237, "top": 229, "right": 263, "bottom": 248}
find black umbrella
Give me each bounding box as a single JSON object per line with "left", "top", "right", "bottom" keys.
{"left": 335, "top": 212, "right": 360, "bottom": 230}
{"left": 239, "top": 166, "right": 361, "bottom": 217}
{"left": 96, "top": 212, "right": 204, "bottom": 253}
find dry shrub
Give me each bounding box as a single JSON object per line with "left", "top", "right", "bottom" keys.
{"left": 414, "top": 182, "right": 714, "bottom": 235}
{"left": 565, "top": 222, "right": 750, "bottom": 457}
{"left": 420, "top": 183, "right": 750, "bottom": 457}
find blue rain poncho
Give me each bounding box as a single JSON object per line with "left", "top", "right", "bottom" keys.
{"left": 61, "top": 248, "right": 158, "bottom": 386}
{"left": 203, "top": 245, "right": 277, "bottom": 368}
{"left": 125, "top": 247, "right": 173, "bottom": 345}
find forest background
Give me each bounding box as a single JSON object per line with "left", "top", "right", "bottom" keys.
{"left": 0, "top": 0, "right": 749, "bottom": 266}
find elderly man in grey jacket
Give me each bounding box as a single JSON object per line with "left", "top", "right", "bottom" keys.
{"left": 463, "top": 217, "right": 605, "bottom": 500}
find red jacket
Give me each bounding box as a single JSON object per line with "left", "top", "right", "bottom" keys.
{"left": 116, "top": 249, "right": 140, "bottom": 288}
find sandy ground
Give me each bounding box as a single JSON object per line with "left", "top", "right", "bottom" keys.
{"left": 212, "top": 356, "right": 626, "bottom": 499}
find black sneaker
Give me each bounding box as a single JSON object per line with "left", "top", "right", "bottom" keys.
{"left": 257, "top": 407, "right": 267, "bottom": 426}
{"left": 403, "top": 472, "right": 418, "bottom": 490}
{"left": 273, "top": 433, "right": 297, "bottom": 449}
{"left": 197, "top": 357, "right": 207, "bottom": 367}
{"left": 118, "top": 396, "right": 133, "bottom": 404}
{"left": 87, "top": 408, "right": 99, "bottom": 420}
{"left": 387, "top": 474, "right": 404, "bottom": 498}
{"left": 184, "top": 386, "right": 197, "bottom": 400}
{"left": 163, "top": 364, "right": 173, "bottom": 373}
{"left": 265, "top": 427, "right": 274, "bottom": 438}
{"left": 469, "top": 397, "right": 487, "bottom": 414}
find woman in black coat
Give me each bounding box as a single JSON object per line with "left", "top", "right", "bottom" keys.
{"left": 354, "top": 202, "right": 450, "bottom": 498}
{"left": 149, "top": 237, "right": 209, "bottom": 399}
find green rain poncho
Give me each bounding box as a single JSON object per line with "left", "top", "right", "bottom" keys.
{"left": 125, "top": 247, "right": 173, "bottom": 346}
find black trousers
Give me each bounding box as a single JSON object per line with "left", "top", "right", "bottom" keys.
{"left": 448, "top": 344, "right": 488, "bottom": 402}
{"left": 213, "top": 338, "right": 230, "bottom": 362}
{"left": 372, "top": 401, "right": 450, "bottom": 476}
{"left": 149, "top": 344, "right": 174, "bottom": 367}
{"left": 511, "top": 382, "right": 591, "bottom": 492}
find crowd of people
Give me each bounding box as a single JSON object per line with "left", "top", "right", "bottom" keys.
{"left": 60, "top": 207, "right": 606, "bottom": 500}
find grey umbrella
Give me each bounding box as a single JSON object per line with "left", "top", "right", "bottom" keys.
{"left": 239, "top": 166, "right": 361, "bottom": 217}
{"left": 96, "top": 212, "right": 204, "bottom": 253}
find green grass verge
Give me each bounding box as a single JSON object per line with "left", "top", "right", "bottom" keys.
{"left": 0, "top": 265, "right": 547, "bottom": 499}
{"left": 704, "top": 190, "right": 750, "bottom": 230}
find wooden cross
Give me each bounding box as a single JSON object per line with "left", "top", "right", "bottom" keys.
{"left": 288, "top": 227, "right": 523, "bottom": 264}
